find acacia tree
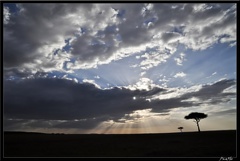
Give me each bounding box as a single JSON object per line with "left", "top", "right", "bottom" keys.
{"left": 178, "top": 127, "right": 183, "bottom": 132}
{"left": 184, "top": 112, "right": 208, "bottom": 132}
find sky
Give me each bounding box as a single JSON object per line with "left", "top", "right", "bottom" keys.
{"left": 3, "top": 3, "right": 236, "bottom": 134}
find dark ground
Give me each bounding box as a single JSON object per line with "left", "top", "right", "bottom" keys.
{"left": 3, "top": 130, "right": 236, "bottom": 158}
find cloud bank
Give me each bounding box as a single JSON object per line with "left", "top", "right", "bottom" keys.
{"left": 4, "top": 78, "right": 236, "bottom": 130}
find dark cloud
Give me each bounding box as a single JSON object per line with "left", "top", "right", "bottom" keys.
{"left": 53, "top": 117, "right": 108, "bottom": 129}
{"left": 161, "top": 32, "right": 182, "bottom": 43}
{"left": 70, "top": 33, "right": 116, "bottom": 63}
{"left": 181, "top": 79, "right": 236, "bottom": 104}
{"left": 3, "top": 78, "right": 160, "bottom": 121}
{"left": 3, "top": 119, "right": 28, "bottom": 131}
{"left": 3, "top": 117, "right": 106, "bottom": 131}
{"left": 3, "top": 78, "right": 236, "bottom": 130}
{"left": 3, "top": 3, "right": 93, "bottom": 71}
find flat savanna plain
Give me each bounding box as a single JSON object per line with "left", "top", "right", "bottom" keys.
{"left": 4, "top": 130, "right": 236, "bottom": 157}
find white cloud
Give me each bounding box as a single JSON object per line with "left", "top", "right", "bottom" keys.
{"left": 229, "top": 42, "right": 236, "bottom": 47}
{"left": 179, "top": 4, "right": 236, "bottom": 51}
{"left": 207, "top": 72, "right": 217, "bottom": 79}
{"left": 140, "top": 71, "right": 146, "bottom": 76}
{"left": 125, "top": 77, "right": 161, "bottom": 91}
{"left": 139, "top": 47, "right": 172, "bottom": 70}
{"left": 130, "top": 64, "right": 138, "bottom": 68}
{"left": 222, "top": 84, "right": 236, "bottom": 94}
{"left": 152, "top": 84, "right": 202, "bottom": 100}
{"left": 82, "top": 79, "right": 101, "bottom": 89}
{"left": 159, "top": 75, "right": 170, "bottom": 87}
{"left": 193, "top": 4, "right": 208, "bottom": 12}
{"left": 181, "top": 97, "right": 200, "bottom": 103}
{"left": 4, "top": 6, "right": 11, "bottom": 24}
{"left": 174, "top": 72, "right": 186, "bottom": 78}
{"left": 73, "top": 78, "right": 78, "bottom": 83}
{"left": 174, "top": 52, "right": 186, "bottom": 66}
{"left": 94, "top": 75, "right": 100, "bottom": 79}
{"left": 212, "top": 72, "right": 217, "bottom": 76}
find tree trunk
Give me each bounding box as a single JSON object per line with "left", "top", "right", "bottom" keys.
{"left": 196, "top": 121, "right": 201, "bottom": 132}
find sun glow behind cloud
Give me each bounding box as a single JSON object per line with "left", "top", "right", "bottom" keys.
{"left": 3, "top": 3, "right": 236, "bottom": 134}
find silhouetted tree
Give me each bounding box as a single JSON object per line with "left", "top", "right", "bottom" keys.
{"left": 178, "top": 127, "right": 183, "bottom": 132}
{"left": 184, "top": 112, "right": 208, "bottom": 132}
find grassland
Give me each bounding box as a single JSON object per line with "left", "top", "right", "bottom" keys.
{"left": 3, "top": 130, "right": 236, "bottom": 158}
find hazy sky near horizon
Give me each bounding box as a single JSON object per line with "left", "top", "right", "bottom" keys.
{"left": 3, "top": 3, "right": 236, "bottom": 134}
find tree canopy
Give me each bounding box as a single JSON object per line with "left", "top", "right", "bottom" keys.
{"left": 184, "top": 112, "right": 208, "bottom": 132}
{"left": 184, "top": 112, "right": 208, "bottom": 121}
{"left": 178, "top": 127, "right": 183, "bottom": 132}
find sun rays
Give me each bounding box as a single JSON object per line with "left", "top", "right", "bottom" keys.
{"left": 88, "top": 109, "right": 172, "bottom": 134}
